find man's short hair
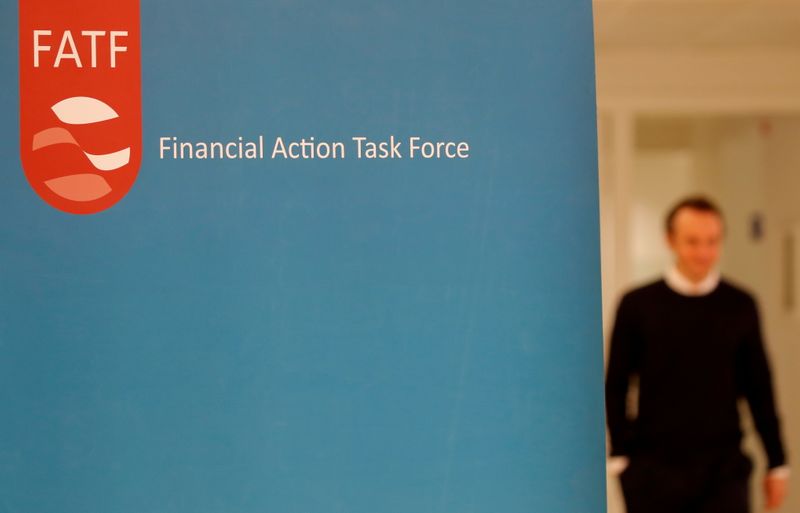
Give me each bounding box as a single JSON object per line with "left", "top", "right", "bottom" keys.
{"left": 665, "top": 196, "right": 724, "bottom": 234}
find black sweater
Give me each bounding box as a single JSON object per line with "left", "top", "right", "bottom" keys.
{"left": 605, "top": 278, "right": 787, "bottom": 469}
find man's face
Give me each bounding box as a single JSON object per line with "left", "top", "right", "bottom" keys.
{"left": 667, "top": 207, "right": 723, "bottom": 281}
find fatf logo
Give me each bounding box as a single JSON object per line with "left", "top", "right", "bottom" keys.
{"left": 19, "top": 0, "right": 142, "bottom": 215}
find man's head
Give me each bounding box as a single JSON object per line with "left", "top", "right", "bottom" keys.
{"left": 664, "top": 196, "right": 725, "bottom": 283}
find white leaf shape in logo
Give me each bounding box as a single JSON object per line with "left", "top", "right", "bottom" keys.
{"left": 51, "top": 96, "right": 119, "bottom": 125}
{"left": 84, "top": 148, "right": 131, "bottom": 171}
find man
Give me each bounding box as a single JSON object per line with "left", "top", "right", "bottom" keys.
{"left": 605, "top": 196, "right": 790, "bottom": 512}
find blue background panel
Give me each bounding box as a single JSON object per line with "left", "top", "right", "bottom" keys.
{"left": 0, "top": 1, "right": 605, "bottom": 512}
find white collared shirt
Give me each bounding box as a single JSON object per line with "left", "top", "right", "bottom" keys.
{"left": 664, "top": 264, "right": 720, "bottom": 296}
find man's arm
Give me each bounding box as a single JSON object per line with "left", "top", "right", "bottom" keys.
{"left": 736, "top": 295, "right": 790, "bottom": 509}
{"left": 605, "top": 293, "right": 639, "bottom": 458}
{"left": 738, "top": 295, "right": 787, "bottom": 470}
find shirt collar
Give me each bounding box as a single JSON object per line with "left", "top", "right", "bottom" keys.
{"left": 664, "top": 264, "right": 720, "bottom": 296}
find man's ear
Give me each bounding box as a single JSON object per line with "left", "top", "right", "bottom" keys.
{"left": 665, "top": 231, "right": 677, "bottom": 251}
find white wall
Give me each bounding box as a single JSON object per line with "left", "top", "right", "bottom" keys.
{"left": 762, "top": 119, "right": 800, "bottom": 513}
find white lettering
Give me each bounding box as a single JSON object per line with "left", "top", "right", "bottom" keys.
{"left": 80, "top": 30, "right": 106, "bottom": 68}
{"left": 33, "top": 30, "right": 51, "bottom": 68}
{"left": 109, "top": 31, "right": 128, "bottom": 68}
{"left": 54, "top": 30, "right": 82, "bottom": 68}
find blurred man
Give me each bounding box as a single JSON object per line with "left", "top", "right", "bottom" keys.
{"left": 605, "top": 196, "right": 790, "bottom": 512}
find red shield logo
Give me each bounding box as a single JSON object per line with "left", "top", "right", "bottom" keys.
{"left": 19, "top": 0, "right": 141, "bottom": 215}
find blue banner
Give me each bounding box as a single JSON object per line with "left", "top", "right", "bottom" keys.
{"left": 0, "top": 1, "right": 605, "bottom": 511}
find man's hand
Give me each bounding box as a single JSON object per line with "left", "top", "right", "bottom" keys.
{"left": 764, "top": 473, "right": 789, "bottom": 510}
{"left": 607, "top": 456, "right": 630, "bottom": 476}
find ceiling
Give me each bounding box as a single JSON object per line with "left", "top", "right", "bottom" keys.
{"left": 593, "top": 0, "right": 800, "bottom": 49}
